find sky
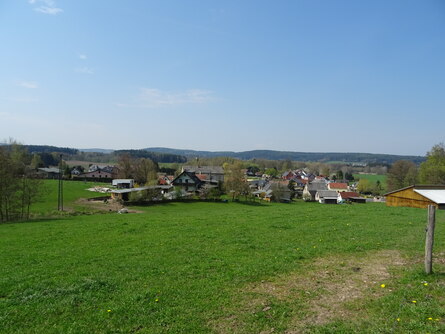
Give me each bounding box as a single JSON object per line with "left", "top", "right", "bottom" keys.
{"left": 0, "top": 0, "right": 444, "bottom": 156}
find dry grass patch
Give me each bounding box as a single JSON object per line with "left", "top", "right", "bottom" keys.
{"left": 212, "top": 250, "right": 406, "bottom": 334}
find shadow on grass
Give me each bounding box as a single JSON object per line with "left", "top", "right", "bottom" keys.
{"left": 0, "top": 216, "right": 74, "bottom": 225}
{"left": 126, "top": 199, "right": 270, "bottom": 208}
{"left": 231, "top": 200, "right": 268, "bottom": 206}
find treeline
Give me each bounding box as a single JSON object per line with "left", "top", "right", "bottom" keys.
{"left": 144, "top": 147, "right": 425, "bottom": 164}
{"left": 0, "top": 143, "right": 42, "bottom": 222}
{"left": 25, "top": 145, "right": 79, "bottom": 155}
{"left": 386, "top": 143, "right": 445, "bottom": 192}
{"left": 113, "top": 150, "right": 187, "bottom": 163}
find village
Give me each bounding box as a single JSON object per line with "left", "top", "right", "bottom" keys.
{"left": 37, "top": 163, "right": 382, "bottom": 205}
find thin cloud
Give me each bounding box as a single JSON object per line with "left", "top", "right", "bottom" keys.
{"left": 128, "top": 88, "right": 215, "bottom": 108}
{"left": 78, "top": 54, "right": 87, "bottom": 60}
{"left": 75, "top": 67, "right": 94, "bottom": 74}
{"left": 17, "top": 81, "right": 38, "bottom": 89}
{"left": 30, "top": 0, "right": 63, "bottom": 15}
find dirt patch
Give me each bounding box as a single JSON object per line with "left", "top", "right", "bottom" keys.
{"left": 75, "top": 198, "right": 143, "bottom": 214}
{"left": 211, "top": 250, "right": 406, "bottom": 334}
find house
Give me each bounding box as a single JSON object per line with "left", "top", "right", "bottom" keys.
{"left": 70, "top": 167, "right": 83, "bottom": 176}
{"left": 315, "top": 190, "right": 339, "bottom": 204}
{"left": 181, "top": 166, "right": 224, "bottom": 183}
{"left": 78, "top": 169, "right": 113, "bottom": 180}
{"left": 282, "top": 170, "right": 297, "bottom": 180}
{"left": 112, "top": 179, "right": 134, "bottom": 189}
{"left": 328, "top": 182, "right": 349, "bottom": 192}
{"left": 303, "top": 181, "right": 328, "bottom": 201}
{"left": 171, "top": 171, "right": 203, "bottom": 193}
{"left": 37, "top": 167, "right": 61, "bottom": 179}
{"left": 385, "top": 185, "right": 445, "bottom": 210}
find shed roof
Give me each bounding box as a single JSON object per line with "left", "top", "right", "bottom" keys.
{"left": 414, "top": 189, "right": 445, "bottom": 204}
{"left": 385, "top": 185, "right": 445, "bottom": 196}
{"left": 317, "top": 190, "right": 339, "bottom": 199}
{"left": 38, "top": 167, "right": 60, "bottom": 173}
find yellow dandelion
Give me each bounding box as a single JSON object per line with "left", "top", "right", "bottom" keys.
{"left": 155, "top": 298, "right": 159, "bottom": 302}
{"left": 380, "top": 284, "right": 386, "bottom": 288}
{"left": 435, "top": 318, "right": 440, "bottom": 321}
{"left": 107, "top": 309, "right": 111, "bottom": 312}
{"left": 428, "top": 317, "right": 433, "bottom": 321}
{"left": 424, "top": 283, "right": 428, "bottom": 286}
{"left": 412, "top": 300, "right": 417, "bottom": 304}
{"left": 396, "top": 318, "right": 400, "bottom": 322}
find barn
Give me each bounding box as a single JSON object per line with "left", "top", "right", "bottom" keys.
{"left": 385, "top": 185, "right": 445, "bottom": 210}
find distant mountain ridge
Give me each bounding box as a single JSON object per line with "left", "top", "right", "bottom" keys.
{"left": 143, "top": 147, "right": 426, "bottom": 164}
{"left": 2, "top": 144, "right": 426, "bottom": 164}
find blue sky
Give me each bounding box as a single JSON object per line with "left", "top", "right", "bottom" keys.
{"left": 1, "top": 0, "right": 444, "bottom": 155}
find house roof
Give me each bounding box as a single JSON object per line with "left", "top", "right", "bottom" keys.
{"left": 307, "top": 182, "right": 328, "bottom": 191}
{"left": 196, "top": 174, "right": 207, "bottom": 181}
{"left": 172, "top": 171, "right": 203, "bottom": 185}
{"left": 329, "top": 183, "right": 348, "bottom": 189}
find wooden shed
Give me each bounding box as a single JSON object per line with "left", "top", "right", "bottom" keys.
{"left": 385, "top": 185, "right": 445, "bottom": 210}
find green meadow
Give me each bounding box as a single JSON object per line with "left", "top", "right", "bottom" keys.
{"left": 30, "top": 180, "right": 110, "bottom": 216}
{"left": 1, "top": 185, "right": 445, "bottom": 333}
{"left": 353, "top": 174, "right": 387, "bottom": 192}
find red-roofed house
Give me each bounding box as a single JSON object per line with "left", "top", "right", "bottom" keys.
{"left": 328, "top": 182, "right": 349, "bottom": 192}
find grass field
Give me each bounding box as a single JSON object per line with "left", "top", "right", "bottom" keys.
{"left": 31, "top": 180, "right": 110, "bottom": 216}
{"left": 2, "top": 199, "right": 445, "bottom": 333}
{"left": 353, "top": 174, "right": 387, "bottom": 192}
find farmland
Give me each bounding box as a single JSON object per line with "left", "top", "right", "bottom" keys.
{"left": 1, "top": 193, "right": 445, "bottom": 333}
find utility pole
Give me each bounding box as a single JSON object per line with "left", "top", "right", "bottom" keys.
{"left": 58, "top": 154, "right": 63, "bottom": 211}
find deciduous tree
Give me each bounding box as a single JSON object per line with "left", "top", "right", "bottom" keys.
{"left": 419, "top": 143, "right": 445, "bottom": 185}
{"left": 387, "top": 160, "right": 417, "bottom": 191}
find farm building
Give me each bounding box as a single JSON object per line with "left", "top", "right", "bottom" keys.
{"left": 385, "top": 185, "right": 445, "bottom": 210}
{"left": 315, "top": 190, "right": 339, "bottom": 204}
{"left": 110, "top": 185, "right": 172, "bottom": 201}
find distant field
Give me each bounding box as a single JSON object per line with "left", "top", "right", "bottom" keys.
{"left": 354, "top": 173, "right": 387, "bottom": 189}
{"left": 31, "top": 180, "right": 110, "bottom": 215}
{"left": 2, "top": 200, "right": 445, "bottom": 333}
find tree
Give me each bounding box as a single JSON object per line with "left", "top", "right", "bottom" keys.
{"left": 0, "top": 142, "right": 42, "bottom": 222}
{"left": 288, "top": 179, "right": 296, "bottom": 199}
{"left": 30, "top": 154, "right": 44, "bottom": 169}
{"left": 387, "top": 160, "right": 418, "bottom": 191}
{"left": 336, "top": 170, "right": 344, "bottom": 180}
{"left": 419, "top": 143, "right": 445, "bottom": 185}
{"left": 117, "top": 153, "right": 135, "bottom": 179}
{"left": 357, "top": 179, "right": 373, "bottom": 194}
{"left": 223, "top": 162, "right": 250, "bottom": 200}
{"left": 271, "top": 182, "right": 289, "bottom": 202}
{"left": 134, "top": 158, "right": 159, "bottom": 185}
{"left": 264, "top": 168, "right": 279, "bottom": 178}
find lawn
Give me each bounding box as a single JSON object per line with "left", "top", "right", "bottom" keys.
{"left": 1, "top": 201, "right": 445, "bottom": 333}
